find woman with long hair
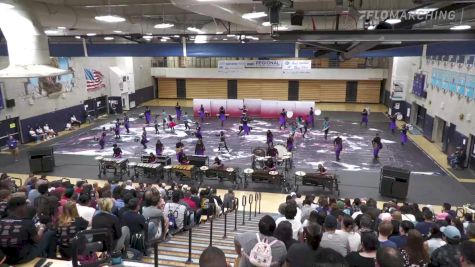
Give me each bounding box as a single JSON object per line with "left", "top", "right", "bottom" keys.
{"left": 273, "top": 220, "right": 298, "bottom": 250}
{"left": 56, "top": 201, "right": 89, "bottom": 259}
{"left": 401, "top": 229, "right": 430, "bottom": 267}
{"left": 285, "top": 222, "right": 322, "bottom": 267}
{"left": 345, "top": 232, "right": 378, "bottom": 267}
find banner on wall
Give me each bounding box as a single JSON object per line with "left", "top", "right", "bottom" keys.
{"left": 218, "top": 60, "right": 311, "bottom": 73}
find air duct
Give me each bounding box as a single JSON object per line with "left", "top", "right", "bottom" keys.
{"left": 0, "top": 0, "right": 70, "bottom": 78}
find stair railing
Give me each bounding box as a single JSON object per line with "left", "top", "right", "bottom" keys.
{"left": 234, "top": 197, "right": 239, "bottom": 231}
{"left": 248, "top": 194, "right": 253, "bottom": 221}
{"left": 242, "top": 195, "right": 247, "bottom": 225}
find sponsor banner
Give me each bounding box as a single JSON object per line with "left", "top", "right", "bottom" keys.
{"left": 282, "top": 60, "right": 312, "bottom": 73}
{"left": 218, "top": 60, "right": 311, "bottom": 73}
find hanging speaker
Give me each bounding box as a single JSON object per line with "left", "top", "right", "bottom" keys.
{"left": 291, "top": 10, "right": 304, "bottom": 26}
{"left": 269, "top": 6, "right": 280, "bottom": 24}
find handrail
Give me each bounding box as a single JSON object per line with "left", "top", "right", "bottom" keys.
{"left": 144, "top": 215, "right": 166, "bottom": 266}
{"left": 254, "top": 192, "right": 258, "bottom": 217}
{"left": 258, "top": 192, "right": 262, "bottom": 214}
{"left": 248, "top": 194, "right": 253, "bottom": 221}
{"left": 184, "top": 210, "right": 197, "bottom": 264}
{"left": 241, "top": 195, "right": 247, "bottom": 225}
{"left": 234, "top": 197, "right": 239, "bottom": 231}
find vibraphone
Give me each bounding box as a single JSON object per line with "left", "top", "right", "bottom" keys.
{"left": 172, "top": 165, "right": 196, "bottom": 180}
{"left": 302, "top": 173, "right": 340, "bottom": 195}
{"left": 135, "top": 163, "right": 163, "bottom": 181}
{"left": 187, "top": 155, "right": 209, "bottom": 167}
{"left": 99, "top": 157, "right": 128, "bottom": 179}
{"left": 204, "top": 167, "right": 240, "bottom": 188}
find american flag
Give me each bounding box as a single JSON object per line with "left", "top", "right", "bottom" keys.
{"left": 84, "top": 68, "right": 105, "bottom": 91}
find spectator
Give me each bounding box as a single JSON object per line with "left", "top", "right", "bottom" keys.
{"left": 120, "top": 198, "right": 145, "bottom": 236}
{"left": 345, "top": 232, "right": 378, "bottom": 267}
{"left": 275, "top": 200, "right": 302, "bottom": 239}
{"left": 389, "top": 220, "right": 414, "bottom": 248}
{"left": 76, "top": 194, "right": 95, "bottom": 226}
{"left": 0, "top": 196, "right": 56, "bottom": 264}
{"left": 112, "top": 186, "right": 125, "bottom": 210}
{"left": 164, "top": 191, "right": 188, "bottom": 234}
{"left": 430, "top": 225, "right": 462, "bottom": 266}
{"left": 459, "top": 240, "right": 475, "bottom": 267}
{"left": 59, "top": 187, "right": 74, "bottom": 206}
{"left": 223, "top": 189, "right": 235, "bottom": 210}
{"left": 466, "top": 223, "right": 475, "bottom": 241}
{"left": 300, "top": 195, "right": 314, "bottom": 223}
{"left": 400, "top": 229, "right": 429, "bottom": 267}
{"left": 234, "top": 215, "right": 286, "bottom": 267}
{"left": 376, "top": 247, "right": 405, "bottom": 267}
{"left": 451, "top": 217, "right": 466, "bottom": 240}
{"left": 273, "top": 220, "right": 298, "bottom": 250}
{"left": 320, "top": 215, "right": 350, "bottom": 256}
{"left": 92, "top": 198, "right": 130, "bottom": 252}
{"left": 142, "top": 189, "right": 167, "bottom": 239}
{"left": 416, "top": 210, "right": 434, "bottom": 238}
{"left": 181, "top": 190, "right": 197, "bottom": 210}
{"left": 56, "top": 201, "right": 88, "bottom": 259}
{"left": 400, "top": 204, "right": 416, "bottom": 224}
{"left": 425, "top": 223, "right": 447, "bottom": 256}
{"left": 27, "top": 180, "right": 45, "bottom": 204}
{"left": 336, "top": 215, "right": 361, "bottom": 252}
{"left": 286, "top": 222, "right": 322, "bottom": 267}
{"left": 378, "top": 221, "right": 397, "bottom": 248}
{"left": 442, "top": 203, "right": 457, "bottom": 219}
{"left": 314, "top": 248, "right": 348, "bottom": 267}
{"left": 463, "top": 214, "right": 473, "bottom": 231}
{"left": 200, "top": 246, "right": 229, "bottom": 267}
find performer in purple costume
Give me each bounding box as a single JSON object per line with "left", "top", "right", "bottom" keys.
{"left": 195, "top": 125, "right": 202, "bottom": 139}
{"left": 140, "top": 127, "right": 148, "bottom": 149}
{"left": 242, "top": 114, "right": 251, "bottom": 135}
{"left": 144, "top": 106, "right": 152, "bottom": 125}
{"left": 371, "top": 133, "right": 383, "bottom": 159}
{"left": 112, "top": 144, "right": 122, "bottom": 158}
{"left": 286, "top": 134, "right": 294, "bottom": 152}
{"left": 361, "top": 108, "right": 369, "bottom": 127}
{"left": 114, "top": 119, "right": 121, "bottom": 139}
{"left": 266, "top": 130, "right": 274, "bottom": 147}
{"left": 309, "top": 107, "right": 315, "bottom": 128}
{"left": 175, "top": 102, "right": 182, "bottom": 121}
{"left": 194, "top": 139, "right": 205, "bottom": 155}
{"left": 123, "top": 113, "right": 130, "bottom": 134}
{"left": 279, "top": 108, "right": 287, "bottom": 130}
{"left": 400, "top": 124, "right": 408, "bottom": 145}
{"left": 155, "top": 139, "right": 164, "bottom": 156}
{"left": 99, "top": 127, "right": 106, "bottom": 150}
{"left": 333, "top": 135, "right": 343, "bottom": 161}
{"left": 177, "top": 150, "right": 189, "bottom": 165}
{"left": 199, "top": 104, "right": 205, "bottom": 122}
{"left": 389, "top": 114, "right": 397, "bottom": 134}
{"left": 218, "top": 106, "right": 226, "bottom": 127}
{"left": 217, "top": 131, "right": 229, "bottom": 152}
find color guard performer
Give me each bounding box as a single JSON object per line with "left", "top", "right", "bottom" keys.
{"left": 218, "top": 106, "right": 226, "bottom": 127}
{"left": 240, "top": 105, "right": 248, "bottom": 114}
{"left": 302, "top": 119, "right": 309, "bottom": 138}
{"left": 140, "top": 127, "right": 148, "bottom": 149}
{"left": 372, "top": 133, "right": 383, "bottom": 159}
{"left": 6, "top": 134, "right": 19, "bottom": 162}
{"left": 279, "top": 108, "right": 287, "bottom": 130}
{"left": 400, "top": 124, "right": 408, "bottom": 145}
{"left": 114, "top": 118, "right": 121, "bottom": 139}
{"left": 217, "top": 131, "right": 230, "bottom": 152}
{"left": 286, "top": 134, "right": 294, "bottom": 152}
{"left": 195, "top": 125, "right": 203, "bottom": 140}
{"left": 99, "top": 127, "right": 107, "bottom": 150}
{"left": 156, "top": 139, "right": 164, "bottom": 156}
{"left": 241, "top": 113, "right": 251, "bottom": 135}
{"left": 167, "top": 114, "right": 177, "bottom": 133}
{"left": 182, "top": 112, "right": 191, "bottom": 130}
{"left": 199, "top": 104, "right": 205, "bottom": 123}
{"left": 177, "top": 148, "right": 189, "bottom": 165}
{"left": 361, "top": 108, "right": 369, "bottom": 128}
{"left": 161, "top": 109, "right": 167, "bottom": 130}
{"left": 267, "top": 144, "right": 278, "bottom": 158}
{"left": 266, "top": 130, "right": 274, "bottom": 147}
{"left": 123, "top": 113, "right": 130, "bottom": 134}
{"left": 297, "top": 116, "right": 304, "bottom": 134}
{"left": 195, "top": 139, "right": 206, "bottom": 155}
{"left": 333, "top": 135, "right": 343, "bottom": 161}
{"left": 112, "top": 144, "right": 122, "bottom": 158}
{"left": 322, "top": 117, "right": 330, "bottom": 140}
{"left": 309, "top": 107, "right": 315, "bottom": 128}
{"left": 175, "top": 102, "right": 182, "bottom": 121}
{"left": 153, "top": 115, "right": 160, "bottom": 135}
{"left": 144, "top": 106, "right": 152, "bottom": 125}
{"left": 389, "top": 114, "right": 397, "bottom": 134}
{"left": 148, "top": 152, "right": 157, "bottom": 163}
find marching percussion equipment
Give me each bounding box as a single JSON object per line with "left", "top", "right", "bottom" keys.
{"left": 163, "top": 165, "right": 173, "bottom": 181}
{"left": 99, "top": 157, "right": 128, "bottom": 179}
{"left": 396, "top": 112, "right": 403, "bottom": 121}
{"left": 187, "top": 155, "right": 209, "bottom": 167}
{"left": 135, "top": 163, "right": 162, "bottom": 181}
{"left": 127, "top": 162, "right": 137, "bottom": 177}
{"left": 172, "top": 165, "right": 196, "bottom": 180}
{"left": 243, "top": 168, "right": 254, "bottom": 188}
{"left": 226, "top": 168, "right": 235, "bottom": 173}
{"left": 295, "top": 171, "right": 306, "bottom": 177}
{"left": 200, "top": 166, "right": 209, "bottom": 171}
{"left": 156, "top": 155, "right": 172, "bottom": 166}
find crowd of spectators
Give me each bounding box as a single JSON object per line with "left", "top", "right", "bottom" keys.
{"left": 0, "top": 173, "right": 231, "bottom": 265}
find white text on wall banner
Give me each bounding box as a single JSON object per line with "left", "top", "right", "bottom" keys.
{"left": 282, "top": 60, "right": 312, "bottom": 73}
{"left": 217, "top": 60, "right": 312, "bottom": 73}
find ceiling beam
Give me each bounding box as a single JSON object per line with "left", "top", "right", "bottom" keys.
{"left": 298, "top": 42, "right": 349, "bottom": 53}
{"left": 274, "top": 30, "right": 475, "bottom": 42}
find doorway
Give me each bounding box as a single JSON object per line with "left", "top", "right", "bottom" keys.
{"left": 415, "top": 105, "right": 426, "bottom": 129}
{"left": 121, "top": 93, "right": 129, "bottom": 111}
{"left": 469, "top": 135, "right": 475, "bottom": 172}
{"left": 445, "top": 123, "right": 457, "bottom": 154}
{"left": 433, "top": 116, "right": 447, "bottom": 150}
{"left": 345, "top": 81, "right": 358, "bottom": 102}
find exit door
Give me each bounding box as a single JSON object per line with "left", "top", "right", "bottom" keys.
{"left": 345, "top": 81, "right": 357, "bottom": 102}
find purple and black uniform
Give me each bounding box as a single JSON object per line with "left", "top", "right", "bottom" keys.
{"left": 141, "top": 131, "right": 148, "bottom": 149}
{"left": 361, "top": 110, "right": 369, "bottom": 127}
{"left": 156, "top": 142, "right": 164, "bottom": 156}
{"left": 144, "top": 108, "right": 152, "bottom": 124}
{"left": 124, "top": 116, "right": 130, "bottom": 133}
{"left": 372, "top": 136, "right": 382, "bottom": 158}
{"left": 286, "top": 136, "right": 294, "bottom": 152}
{"left": 400, "top": 127, "right": 408, "bottom": 145}
{"left": 99, "top": 131, "right": 106, "bottom": 149}
{"left": 390, "top": 116, "right": 397, "bottom": 133}
{"left": 333, "top": 136, "right": 343, "bottom": 161}
{"left": 279, "top": 110, "right": 287, "bottom": 130}
{"left": 175, "top": 104, "right": 182, "bottom": 121}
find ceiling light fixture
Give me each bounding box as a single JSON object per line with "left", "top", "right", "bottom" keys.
{"left": 57, "top": 26, "right": 67, "bottom": 30}
{"left": 194, "top": 35, "right": 207, "bottom": 44}
{"left": 95, "top": 15, "right": 126, "bottom": 23}
{"left": 262, "top": 21, "right": 271, "bottom": 26}
{"left": 187, "top": 27, "right": 205, "bottom": 34}
{"left": 450, "top": 24, "right": 471, "bottom": 30}
{"left": 277, "top": 25, "right": 288, "bottom": 30}
{"left": 113, "top": 30, "right": 123, "bottom": 33}
{"left": 173, "top": 35, "right": 180, "bottom": 38}
{"left": 216, "top": 31, "right": 223, "bottom": 34}
{"left": 227, "top": 34, "right": 236, "bottom": 37}
{"left": 86, "top": 33, "right": 97, "bottom": 36}
{"left": 154, "top": 23, "right": 174, "bottom": 29}
{"left": 385, "top": 18, "right": 401, "bottom": 24}
{"left": 0, "top": 3, "right": 14, "bottom": 9}
{"left": 104, "top": 36, "right": 114, "bottom": 40}
{"left": 143, "top": 35, "right": 153, "bottom": 40}
{"left": 75, "top": 36, "right": 81, "bottom": 39}
{"left": 44, "top": 30, "right": 59, "bottom": 35}
{"left": 160, "top": 38, "right": 167, "bottom": 42}
{"left": 223, "top": 38, "right": 228, "bottom": 41}
{"left": 162, "top": 36, "right": 170, "bottom": 40}
{"left": 242, "top": 11, "right": 267, "bottom": 20}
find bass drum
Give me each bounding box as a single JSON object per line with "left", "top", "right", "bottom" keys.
{"left": 274, "top": 144, "right": 288, "bottom": 157}
{"left": 252, "top": 147, "right": 267, "bottom": 157}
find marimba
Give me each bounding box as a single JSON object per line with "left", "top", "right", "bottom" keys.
{"left": 172, "top": 165, "right": 196, "bottom": 180}
{"left": 98, "top": 157, "right": 128, "bottom": 179}
{"left": 135, "top": 163, "right": 162, "bottom": 181}
{"left": 187, "top": 155, "right": 209, "bottom": 167}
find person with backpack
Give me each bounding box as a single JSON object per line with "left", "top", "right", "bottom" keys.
{"left": 234, "top": 215, "right": 287, "bottom": 267}
{"left": 164, "top": 191, "right": 187, "bottom": 234}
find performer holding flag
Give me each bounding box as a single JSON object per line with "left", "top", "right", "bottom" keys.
{"left": 144, "top": 106, "right": 152, "bottom": 125}
{"left": 153, "top": 115, "right": 160, "bottom": 135}
{"left": 372, "top": 133, "right": 383, "bottom": 159}
{"left": 161, "top": 109, "right": 167, "bottom": 130}
{"left": 123, "top": 113, "right": 130, "bottom": 134}
{"left": 322, "top": 117, "right": 330, "bottom": 140}
{"left": 218, "top": 106, "right": 226, "bottom": 127}
{"left": 389, "top": 114, "right": 397, "bottom": 134}
{"left": 182, "top": 112, "right": 191, "bottom": 130}
{"left": 333, "top": 135, "right": 343, "bottom": 161}
{"left": 114, "top": 118, "right": 121, "bottom": 139}
{"left": 286, "top": 134, "right": 294, "bottom": 152}
{"left": 361, "top": 108, "right": 369, "bottom": 128}
{"left": 241, "top": 113, "right": 251, "bottom": 135}
{"left": 400, "top": 124, "right": 408, "bottom": 145}
{"left": 279, "top": 108, "right": 287, "bottom": 130}
{"left": 175, "top": 102, "right": 182, "bottom": 121}
{"left": 195, "top": 124, "right": 203, "bottom": 140}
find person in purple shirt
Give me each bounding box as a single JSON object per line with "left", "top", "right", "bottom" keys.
{"left": 415, "top": 210, "right": 434, "bottom": 238}
{"left": 194, "top": 139, "right": 205, "bottom": 155}
{"left": 6, "top": 134, "right": 19, "bottom": 161}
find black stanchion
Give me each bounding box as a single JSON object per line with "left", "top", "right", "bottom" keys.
{"left": 254, "top": 192, "right": 258, "bottom": 217}
{"left": 258, "top": 192, "right": 262, "bottom": 214}
{"left": 209, "top": 208, "right": 213, "bottom": 246}
{"left": 248, "top": 194, "right": 253, "bottom": 221}
{"left": 234, "top": 198, "right": 239, "bottom": 231}
{"left": 242, "top": 195, "right": 247, "bottom": 225}
{"left": 223, "top": 211, "right": 227, "bottom": 239}
{"left": 154, "top": 243, "right": 159, "bottom": 267}
{"left": 186, "top": 227, "right": 192, "bottom": 264}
